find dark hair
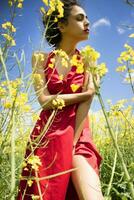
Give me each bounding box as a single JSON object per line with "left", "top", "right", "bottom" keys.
{"left": 42, "top": 0, "right": 81, "bottom": 48}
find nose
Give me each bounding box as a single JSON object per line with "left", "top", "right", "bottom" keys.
{"left": 84, "top": 18, "right": 90, "bottom": 28}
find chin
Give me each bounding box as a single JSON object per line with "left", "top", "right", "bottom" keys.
{"left": 78, "top": 35, "right": 89, "bottom": 42}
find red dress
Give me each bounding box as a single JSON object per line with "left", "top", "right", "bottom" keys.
{"left": 17, "top": 51, "right": 102, "bottom": 200}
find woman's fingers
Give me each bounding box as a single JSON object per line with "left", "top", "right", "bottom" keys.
{"left": 82, "top": 71, "right": 100, "bottom": 92}
{"left": 82, "top": 71, "right": 89, "bottom": 92}
{"left": 94, "top": 74, "right": 100, "bottom": 87}
{"left": 88, "top": 73, "right": 94, "bottom": 90}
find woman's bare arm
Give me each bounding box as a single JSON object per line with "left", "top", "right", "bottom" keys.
{"left": 32, "top": 52, "right": 94, "bottom": 111}
{"left": 73, "top": 98, "right": 93, "bottom": 146}
{"left": 73, "top": 72, "right": 96, "bottom": 146}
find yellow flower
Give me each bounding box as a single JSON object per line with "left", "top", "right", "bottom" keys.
{"left": 129, "top": 49, "right": 134, "bottom": 56}
{"left": 110, "top": 99, "right": 127, "bottom": 118}
{"left": 70, "top": 55, "right": 84, "bottom": 73}
{"left": 34, "top": 52, "right": 45, "bottom": 62}
{"left": 47, "top": 7, "right": 54, "bottom": 16}
{"left": 130, "top": 60, "right": 134, "bottom": 65}
{"left": 124, "top": 43, "right": 131, "bottom": 50}
{"left": 70, "top": 55, "right": 78, "bottom": 66}
{"left": 47, "top": 57, "right": 55, "bottom": 68}
{"left": 42, "top": 0, "right": 48, "bottom": 6}
{"left": 118, "top": 44, "right": 134, "bottom": 64}
{"left": 22, "top": 161, "right": 27, "bottom": 168}
{"left": 48, "top": 58, "right": 55, "bottom": 69}
{"left": 3, "top": 100, "right": 12, "bottom": 109}
{"left": 52, "top": 97, "right": 65, "bottom": 110}
{"left": 18, "top": 0, "right": 24, "bottom": 2}
{"left": 96, "top": 63, "right": 108, "bottom": 77}
{"left": 81, "top": 45, "right": 100, "bottom": 65}
{"left": 88, "top": 63, "right": 108, "bottom": 78}
{"left": 54, "top": 49, "right": 69, "bottom": 60}
{"left": 27, "top": 155, "right": 42, "bottom": 171}
{"left": 40, "top": 6, "right": 46, "bottom": 14}
{"left": 11, "top": 39, "right": 16, "bottom": 46}
{"left": 47, "top": 0, "right": 64, "bottom": 20}
{"left": 8, "top": 0, "right": 13, "bottom": 6}
{"left": 80, "top": 45, "right": 106, "bottom": 77}
{"left": 19, "top": 93, "right": 28, "bottom": 103}
{"left": 125, "top": 76, "right": 134, "bottom": 83}
{"left": 2, "top": 21, "right": 16, "bottom": 32}
{"left": 70, "top": 84, "right": 80, "bottom": 92}
{"left": 111, "top": 109, "right": 121, "bottom": 118}
{"left": 61, "top": 58, "right": 68, "bottom": 68}
{"left": 116, "top": 65, "right": 127, "bottom": 72}
{"left": 117, "top": 99, "right": 127, "bottom": 108}
{"left": 17, "top": 3, "right": 23, "bottom": 8}
{"left": 54, "top": 17, "right": 58, "bottom": 22}
{"left": 2, "top": 33, "right": 16, "bottom": 46}
{"left": 128, "top": 69, "right": 134, "bottom": 73}
{"left": 0, "top": 87, "right": 6, "bottom": 98}
{"left": 2, "top": 33, "right": 12, "bottom": 40}
{"left": 57, "top": 0, "right": 64, "bottom": 18}
{"left": 32, "top": 73, "right": 43, "bottom": 86}
{"left": 129, "top": 33, "right": 134, "bottom": 38}
{"left": 59, "top": 74, "right": 63, "bottom": 80}
{"left": 117, "top": 57, "right": 123, "bottom": 64}
{"left": 53, "top": 49, "right": 69, "bottom": 68}
{"left": 23, "top": 104, "right": 31, "bottom": 112}
{"left": 31, "top": 195, "right": 40, "bottom": 200}
{"left": 76, "top": 64, "right": 84, "bottom": 74}
{"left": 32, "top": 113, "right": 40, "bottom": 122}
{"left": 10, "top": 87, "right": 17, "bottom": 97}
{"left": 11, "top": 78, "right": 22, "bottom": 88}
{"left": 14, "top": 93, "right": 28, "bottom": 109}
{"left": 48, "top": 63, "right": 54, "bottom": 69}
{"left": 27, "top": 179, "right": 33, "bottom": 187}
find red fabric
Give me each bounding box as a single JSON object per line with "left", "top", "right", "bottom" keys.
{"left": 16, "top": 51, "right": 102, "bottom": 200}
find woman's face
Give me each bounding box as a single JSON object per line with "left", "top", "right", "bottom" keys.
{"left": 61, "top": 5, "right": 90, "bottom": 42}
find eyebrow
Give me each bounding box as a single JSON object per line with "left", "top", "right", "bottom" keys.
{"left": 75, "top": 13, "right": 88, "bottom": 19}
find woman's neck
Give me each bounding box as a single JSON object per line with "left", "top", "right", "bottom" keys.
{"left": 57, "top": 39, "right": 77, "bottom": 56}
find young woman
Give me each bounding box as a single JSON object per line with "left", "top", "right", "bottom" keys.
{"left": 17, "top": 0, "right": 104, "bottom": 199}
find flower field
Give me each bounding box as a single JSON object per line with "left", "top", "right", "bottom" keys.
{"left": 0, "top": 0, "right": 134, "bottom": 199}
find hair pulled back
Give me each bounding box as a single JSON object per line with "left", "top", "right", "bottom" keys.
{"left": 42, "top": 0, "right": 81, "bottom": 48}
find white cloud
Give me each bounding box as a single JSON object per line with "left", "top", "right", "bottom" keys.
{"left": 91, "top": 18, "right": 111, "bottom": 33}
{"left": 117, "top": 27, "right": 126, "bottom": 35}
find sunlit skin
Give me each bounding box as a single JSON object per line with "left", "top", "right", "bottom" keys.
{"left": 32, "top": 5, "right": 104, "bottom": 200}
{"left": 55, "top": 6, "right": 90, "bottom": 76}
{"left": 59, "top": 6, "right": 90, "bottom": 44}
{"left": 57, "top": 6, "right": 90, "bottom": 56}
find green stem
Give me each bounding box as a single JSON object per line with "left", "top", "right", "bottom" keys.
{"left": 0, "top": 48, "right": 10, "bottom": 85}
{"left": 105, "top": 151, "right": 117, "bottom": 196}
{"left": 97, "top": 91, "right": 134, "bottom": 198}
{"left": 126, "top": 61, "right": 134, "bottom": 95}
{"left": 40, "top": 15, "right": 51, "bottom": 50}
{"left": 11, "top": 114, "right": 15, "bottom": 200}
{"left": 35, "top": 171, "right": 43, "bottom": 200}
{"left": 0, "top": 46, "right": 16, "bottom": 199}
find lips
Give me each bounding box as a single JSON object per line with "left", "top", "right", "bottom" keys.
{"left": 84, "top": 28, "right": 89, "bottom": 33}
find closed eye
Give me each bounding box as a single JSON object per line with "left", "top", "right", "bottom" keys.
{"left": 76, "top": 13, "right": 88, "bottom": 21}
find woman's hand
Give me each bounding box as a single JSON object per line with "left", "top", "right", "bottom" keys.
{"left": 83, "top": 71, "right": 100, "bottom": 94}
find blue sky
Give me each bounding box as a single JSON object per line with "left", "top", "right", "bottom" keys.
{"left": 0, "top": 0, "right": 133, "bottom": 111}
